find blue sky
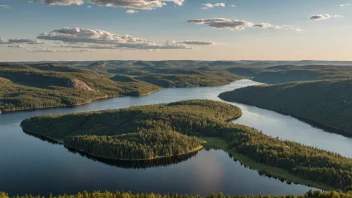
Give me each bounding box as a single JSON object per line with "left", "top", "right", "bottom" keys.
{"left": 0, "top": 0, "right": 351, "bottom": 61}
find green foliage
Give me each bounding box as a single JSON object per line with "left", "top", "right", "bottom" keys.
{"left": 219, "top": 79, "right": 352, "bottom": 135}
{"left": 252, "top": 65, "right": 352, "bottom": 84}
{"left": 136, "top": 70, "right": 239, "bottom": 88}
{"left": 0, "top": 63, "right": 161, "bottom": 112}
{"left": 0, "top": 62, "right": 242, "bottom": 112}
{"left": 2, "top": 190, "right": 352, "bottom": 198}
{"left": 21, "top": 100, "right": 241, "bottom": 160}
{"left": 21, "top": 99, "right": 352, "bottom": 189}
{"left": 65, "top": 131, "right": 202, "bottom": 160}
{"left": 226, "top": 128, "right": 352, "bottom": 190}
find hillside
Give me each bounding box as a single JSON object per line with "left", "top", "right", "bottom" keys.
{"left": 21, "top": 100, "right": 352, "bottom": 190}
{"left": 0, "top": 62, "right": 245, "bottom": 112}
{"left": 252, "top": 65, "right": 352, "bottom": 84}
{"left": 219, "top": 79, "right": 352, "bottom": 136}
{"left": 85, "top": 62, "right": 242, "bottom": 88}
{"left": 0, "top": 63, "right": 161, "bottom": 113}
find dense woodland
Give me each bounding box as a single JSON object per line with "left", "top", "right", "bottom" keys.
{"left": 21, "top": 100, "right": 242, "bottom": 160}
{"left": 1, "top": 190, "right": 352, "bottom": 198}
{"left": 219, "top": 79, "right": 352, "bottom": 136}
{"left": 21, "top": 99, "right": 352, "bottom": 190}
{"left": 0, "top": 62, "right": 242, "bottom": 112}
{"left": 251, "top": 65, "right": 352, "bottom": 84}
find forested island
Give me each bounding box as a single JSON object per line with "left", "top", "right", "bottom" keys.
{"left": 1, "top": 190, "right": 352, "bottom": 198}
{"left": 219, "top": 79, "right": 352, "bottom": 137}
{"left": 0, "top": 62, "right": 241, "bottom": 113}
{"left": 21, "top": 100, "right": 352, "bottom": 190}
{"left": 21, "top": 100, "right": 242, "bottom": 160}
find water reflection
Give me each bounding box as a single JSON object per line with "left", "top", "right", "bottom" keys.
{"left": 23, "top": 129, "right": 200, "bottom": 169}
{"left": 0, "top": 80, "right": 333, "bottom": 196}
{"left": 66, "top": 147, "right": 200, "bottom": 169}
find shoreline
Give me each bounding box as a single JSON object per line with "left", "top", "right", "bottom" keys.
{"left": 22, "top": 128, "right": 203, "bottom": 162}
{"left": 0, "top": 89, "right": 163, "bottom": 114}
{"left": 219, "top": 96, "right": 352, "bottom": 138}
{"left": 0, "top": 80, "right": 240, "bottom": 114}
{"left": 203, "top": 137, "right": 335, "bottom": 191}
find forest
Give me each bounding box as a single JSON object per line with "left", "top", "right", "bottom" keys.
{"left": 0, "top": 62, "right": 241, "bottom": 113}
{"left": 21, "top": 100, "right": 352, "bottom": 190}
{"left": 1, "top": 190, "right": 352, "bottom": 198}
{"left": 21, "top": 100, "right": 242, "bottom": 160}
{"left": 251, "top": 65, "right": 352, "bottom": 84}
{"left": 219, "top": 79, "right": 352, "bottom": 137}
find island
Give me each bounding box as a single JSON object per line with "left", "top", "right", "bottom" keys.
{"left": 21, "top": 100, "right": 352, "bottom": 191}
{"left": 219, "top": 79, "right": 352, "bottom": 137}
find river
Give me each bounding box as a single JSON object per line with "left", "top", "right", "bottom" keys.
{"left": 1, "top": 79, "right": 352, "bottom": 196}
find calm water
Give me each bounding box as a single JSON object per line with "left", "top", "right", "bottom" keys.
{"left": 1, "top": 79, "right": 352, "bottom": 196}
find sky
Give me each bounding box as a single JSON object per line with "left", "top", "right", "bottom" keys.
{"left": 0, "top": 0, "right": 351, "bottom": 61}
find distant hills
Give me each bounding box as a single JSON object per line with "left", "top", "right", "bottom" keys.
{"left": 0, "top": 62, "right": 241, "bottom": 112}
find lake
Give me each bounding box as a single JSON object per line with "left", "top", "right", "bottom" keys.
{"left": 1, "top": 79, "right": 352, "bottom": 196}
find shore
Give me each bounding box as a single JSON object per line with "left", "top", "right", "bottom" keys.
{"left": 202, "top": 137, "right": 335, "bottom": 191}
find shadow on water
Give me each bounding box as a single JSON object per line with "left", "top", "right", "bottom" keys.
{"left": 23, "top": 129, "right": 200, "bottom": 169}
{"left": 204, "top": 148, "right": 306, "bottom": 187}
{"left": 24, "top": 129, "right": 306, "bottom": 186}
{"left": 66, "top": 147, "right": 200, "bottom": 169}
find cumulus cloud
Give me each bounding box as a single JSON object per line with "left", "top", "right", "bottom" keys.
{"left": 36, "top": 27, "right": 213, "bottom": 50}
{"left": 309, "top": 14, "right": 344, "bottom": 20}
{"left": 230, "top": 4, "right": 236, "bottom": 7}
{"left": 187, "top": 18, "right": 300, "bottom": 31}
{"left": 28, "top": 0, "right": 184, "bottom": 9}
{"left": 202, "top": 3, "right": 225, "bottom": 9}
{"left": 126, "top": 9, "right": 137, "bottom": 14}
{"left": 0, "top": 4, "right": 11, "bottom": 9}
{"left": 339, "top": 3, "right": 352, "bottom": 7}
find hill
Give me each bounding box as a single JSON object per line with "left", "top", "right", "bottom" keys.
{"left": 84, "top": 62, "right": 242, "bottom": 88}
{"left": 219, "top": 79, "right": 352, "bottom": 137}
{"left": 0, "top": 63, "right": 160, "bottom": 113}
{"left": 0, "top": 62, "right": 244, "bottom": 112}
{"left": 21, "top": 100, "right": 352, "bottom": 190}
{"left": 252, "top": 65, "right": 352, "bottom": 84}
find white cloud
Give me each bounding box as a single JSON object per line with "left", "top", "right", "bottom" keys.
{"left": 28, "top": 0, "right": 184, "bottom": 9}
{"left": 36, "top": 27, "right": 213, "bottom": 50}
{"left": 202, "top": 3, "right": 225, "bottom": 9}
{"left": 187, "top": 18, "right": 301, "bottom": 31}
{"left": 339, "top": 3, "right": 352, "bottom": 7}
{"left": 126, "top": 9, "right": 138, "bottom": 14}
{"left": 230, "top": 4, "right": 236, "bottom": 8}
{"left": 0, "top": 4, "right": 11, "bottom": 9}
{"left": 309, "top": 14, "right": 344, "bottom": 20}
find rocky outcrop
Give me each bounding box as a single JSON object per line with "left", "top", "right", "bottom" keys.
{"left": 68, "top": 79, "right": 95, "bottom": 91}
